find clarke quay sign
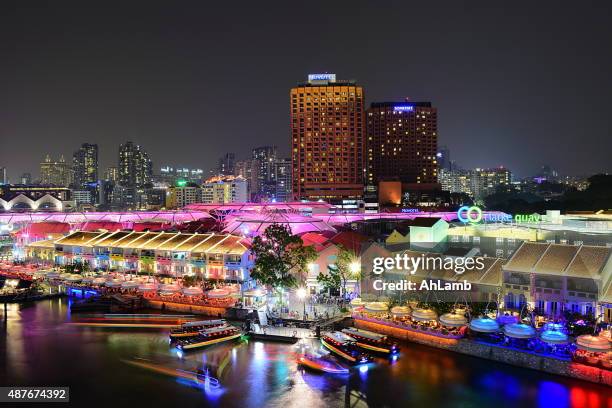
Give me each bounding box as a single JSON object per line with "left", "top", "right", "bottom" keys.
{"left": 457, "top": 206, "right": 541, "bottom": 224}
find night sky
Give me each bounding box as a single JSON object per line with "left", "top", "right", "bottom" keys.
{"left": 1, "top": 1, "right": 611, "bottom": 181}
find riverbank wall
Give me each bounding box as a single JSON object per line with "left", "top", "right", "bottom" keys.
{"left": 144, "top": 299, "right": 226, "bottom": 317}
{"left": 354, "top": 317, "right": 612, "bottom": 386}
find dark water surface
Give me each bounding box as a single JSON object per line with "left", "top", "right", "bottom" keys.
{"left": 0, "top": 298, "right": 610, "bottom": 408}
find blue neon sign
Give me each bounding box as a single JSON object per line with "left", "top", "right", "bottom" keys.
{"left": 393, "top": 106, "right": 414, "bottom": 112}
{"left": 308, "top": 73, "right": 336, "bottom": 81}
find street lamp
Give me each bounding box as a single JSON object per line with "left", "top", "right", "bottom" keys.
{"left": 297, "top": 287, "right": 307, "bottom": 320}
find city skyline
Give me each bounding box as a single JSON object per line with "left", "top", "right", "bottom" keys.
{"left": 2, "top": 2, "right": 612, "bottom": 181}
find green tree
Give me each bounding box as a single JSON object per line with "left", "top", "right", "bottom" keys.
{"left": 251, "top": 224, "right": 317, "bottom": 290}
{"left": 316, "top": 245, "right": 358, "bottom": 296}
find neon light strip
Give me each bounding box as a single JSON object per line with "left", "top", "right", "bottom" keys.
{"left": 182, "top": 333, "right": 241, "bottom": 349}
{"left": 321, "top": 339, "right": 356, "bottom": 362}
{"left": 356, "top": 342, "right": 391, "bottom": 353}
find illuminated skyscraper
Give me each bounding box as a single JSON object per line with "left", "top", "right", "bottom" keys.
{"left": 291, "top": 74, "right": 365, "bottom": 202}
{"left": 118, "top": 141, "right": 152, "bottom": 189}
{"left": 118, "top": 141, "right": 153, "bottom": 208}
{"left": 252, "top": 145, "right": 277, "bottom": 200}
{"left": 72, "top": 143, "right": 98, "bottom": 187}
{"left": 40, "top": 155, "right": 72, "bottom": 187}
{"left": 366, "top": 101, "right": 438, "bottom": 188}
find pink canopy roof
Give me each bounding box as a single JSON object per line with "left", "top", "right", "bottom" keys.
{"left": 223, "top": 212, "right": 336, "bottom": 236}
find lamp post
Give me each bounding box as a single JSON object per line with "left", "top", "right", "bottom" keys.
{"left": 297, "top": 287, "right": 307, "bottom": 321}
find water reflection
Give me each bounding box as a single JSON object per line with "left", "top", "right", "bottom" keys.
{"left": 0, "top": 298, "right": 610, "bottom": 408}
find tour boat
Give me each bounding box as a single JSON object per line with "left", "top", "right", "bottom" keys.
{"left": 169, "top": 319, "right": 227, "bottom": 339}
{"left": 176, "top": 325, "right": 242, "bottom": 350}
{"left": 321, "top": 332, "right": 371, "bottom": 364}
{"left": 297, "top": 353, "right": 349, "bottom": 375}
{"left": 341, "top": 327, "right": 399, "bottom": 355}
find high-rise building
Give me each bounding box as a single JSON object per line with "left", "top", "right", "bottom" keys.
{"left": 72, "top": 143, "right": 98, "bottom": 187}
{"left": 202, "top": 175, "right": 248, "bottom": 204}
{"left": 159, "top": 166, "right": 204, "bottom": 185}
{"left": 104, "top": 167, "right": 119, "bottom": 183}
{"left": 273, "top": 158, "right": 292, "bottom": 202}
{"left": 439, "top": 168, "right": 473, "bottom": 196}
{"left": 166, "top": 183, "right": 203, "bottom": 209}
{"left": 118, "top": 142, "right": 152, "bottom": 188}
{"left": 20, "top": 173, "right": 32, "bottom": 185}
{"left": 40, "top": 155, "right": 72, "bottom": 187}
{"left": 234, "top": 158, "right": 259, "bottom": 201}
{"left": 0, "top": 167, "right": 7, "bottom": 185}
{"left": 252, "top": 146, "right": 277, "bottom": 200}
{"left": 437, "top": 145, "right": 451, "bottom": 171}
{"left": 366, "top": 101, "right": 438, "bottom": 188}
{"left": 118, "top": 142, "right": 153, "bottom": 208}
{"left": 439, "top": 167, "right": 511, "bottom": 199}
{"left": 471, "top": 167, "right": 512, "bottom": 199}
{"left": 291, "top": 73, "right": 365, "bottom": 202}
{"left": 217, "top": 153, "right": 235, "bottom": 176}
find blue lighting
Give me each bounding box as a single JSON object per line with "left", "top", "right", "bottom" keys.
{"left": 308, "top": 73, "right": 336, "bottom": 81}
{"left": 393, "top": 105, "right": 414, "bottom": 112}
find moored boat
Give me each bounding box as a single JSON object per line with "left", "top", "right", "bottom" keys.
{"left": 297, "top": 353, "right": 349, "bottom": 374}
{"left": 321, "top": 332, "right": 371, "bottom": 364}
{"left": 341, "top": 327, "right": 399, "bottom": 355}
{"left": 169, "top": 319, "right": 227, "bottom": 339}
{"left": 176, "top": 325, "right": 242, "bottom": 350}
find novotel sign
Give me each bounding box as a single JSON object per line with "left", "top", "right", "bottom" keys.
{"left": 456, "top": 206, "right": 541, "bottom": 224}
{"left": 400, "top": 208, "right": 419, "bottom": 213}
{"left": 308, "top": 73, "right": 336, "bottom": 82}
{"left": 393, "top": 106, "right": 414, "bottom": 112}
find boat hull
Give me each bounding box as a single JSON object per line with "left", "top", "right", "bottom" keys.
{"left": 179, "top": 333, "right": 242, "bottom": 350}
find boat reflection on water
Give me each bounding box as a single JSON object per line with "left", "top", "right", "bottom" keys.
{"left": 3, "top": 299, "right": 611, "bottom": 408}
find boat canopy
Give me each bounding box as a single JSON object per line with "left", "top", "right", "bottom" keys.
{"left": 183, "top": 319, "right": 225, "bottom": 328}
{"left": 342, "top": 327, "right": 386, "bottom": 341}
{"left": 328, "top": 331, "right": 356, "bottom": 344}
{"left": 104, "top": 279, "right": 123, "bottom": 287}
{"left": 503, "top": 323, "right": 536, "bottom": 339}
{"left": 439, "top": 313, "right": 467, "bottom": 327}
{"left": 469, "top": 317, "right": 500, "bottom": 333}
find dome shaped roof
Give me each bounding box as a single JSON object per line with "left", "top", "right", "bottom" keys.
{"left": 469, "top": 317, "right": 500, "bottom": 333}
{"left": 540, "top": 330, "right": 569, "bottom": 344}
{"left": 121, "top": 281, "right": 138, "bottom": 289}
{"left": 576, "top": 335, "right": 611, "bottom": 352}
{"left": 391, "top": 306, "right": 411, "bottom": 316}
{"left": 440, "top": 313, "right": 468, "bottom": 327}
{"left": 350, "top": 298, "right": 365, "bottom": 306}
{"left": 182, "top": 287, "right": 203, "bottom": 296}
{"left": 497, "top": 314, "right": 519, "bottom": 325}
{"left": 207, "top": 288, "right": 230, "bottom": 298}
{"left": 137, "top": 283, "right": 158, "bottom": 292}
{"left": 503, "top": 323, "right": 536, "bottom": 339}
{"left": 411, "top": 308, "right": 438, "bottom": 321}
{"left": 365, "top": 302, "right": 388, "bottom": 312}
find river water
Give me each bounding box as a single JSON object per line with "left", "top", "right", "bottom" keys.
{"left": 0, "top": 298, "right": 609, "bottom": 408}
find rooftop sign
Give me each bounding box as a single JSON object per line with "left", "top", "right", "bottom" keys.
{"left": 393, "top": 106, "right": 414, "bottom": 112}
{"left": 308, "top": 73, "right": 336, "bottom": 83}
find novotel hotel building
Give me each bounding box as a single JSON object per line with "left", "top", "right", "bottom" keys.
{"left": 291, "top": 74, "right": 365, "bottom": 203}
{"left": 366, "top": 101, "right": 438, "bottom": 189}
